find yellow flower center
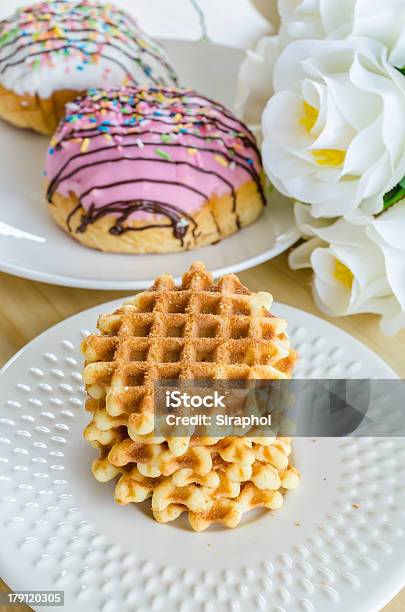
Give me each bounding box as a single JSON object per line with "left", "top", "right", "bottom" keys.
{"left": 312, "top": 149, "right": 346, "bottom": 167}
{"left": 300, "top": 101, "right": 319, "bottom": 133}
{"left": 334, "top": 260, "right": 354, "bottom": 289}
{"left": 300, "top": 103, "right": 346, "bottom": 168}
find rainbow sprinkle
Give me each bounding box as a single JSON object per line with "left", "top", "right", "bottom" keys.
{"left": 155, "top": 148, "right": 171, "bottom": 161}
{"left": 0, "top": 0, "right": 178, "bottom": 88}
{"left": 215, "top": 155, "right": 229, "bottom": 167}
{"left": 80, "top": 137, "right": 90, "bottom": 152}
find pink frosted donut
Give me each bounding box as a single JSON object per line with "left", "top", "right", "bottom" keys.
{"left": 45, "top": 87, "right": 266, "bottom": 253}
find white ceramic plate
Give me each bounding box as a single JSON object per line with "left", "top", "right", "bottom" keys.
{"left": 0, "top": 40, "right": 298, "bottom": 290}
{"left": 1, "top": 299, "right": 404, "bottom": 612}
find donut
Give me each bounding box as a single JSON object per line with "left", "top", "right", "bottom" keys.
{"left": 0, "top": 0, "right": 177, "bottom": 135}
{"left": 45, "top": 87, "right": 266, "bottom": 253}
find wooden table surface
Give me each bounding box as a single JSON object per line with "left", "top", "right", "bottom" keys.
{"left": 1, "top": 253, "right": 404, "bottom": 611}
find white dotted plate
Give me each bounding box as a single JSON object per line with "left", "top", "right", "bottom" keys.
{"left": 0, "top": 300, "right": 404, "bottom": 612}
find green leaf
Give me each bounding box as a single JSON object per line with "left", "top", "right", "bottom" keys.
{"left": 383, "top": 174, "right": 405, "bottom": 210}
{"left": 383, "top": 186, "right": 405, "bottom": 210}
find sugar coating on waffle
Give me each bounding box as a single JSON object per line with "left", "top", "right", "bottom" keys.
{"left": 82, "top": 262, "right": 300, "bottom": 530}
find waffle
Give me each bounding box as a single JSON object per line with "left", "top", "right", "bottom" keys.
{"left": 87, "top": 416, "right": 300, "bottom": 530}
{"left": 82, "top": 262, "right": 296, "bottom": 435}
{"left": 82, "top": 262, "right": 299, "bottom": 530}
{"left": 154, "top": 483, "right": 285, "bottom": 531}
{"left": 90, "top": 441, "right": 299, "bottom": 530}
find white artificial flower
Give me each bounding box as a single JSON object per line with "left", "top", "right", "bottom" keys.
{"left": 367, "top": 203, "right": 405, "bottom": 334}
{"left": 237, "top": 0, "right": 405, "bottom": 137}
{"left": 278, "top": 0, "right": 405, "bottom": 66}
{"left": 237, "top": 0, "right": 405, "bottom": 140}
{"left": 262, "top": 37, "right": 405, "bottom": 218}
{"left": 278, "top": 0, "right": 354, "bottom": 44}
{"left": 236, "top": 34, "right": 280, "bottom": 139}
{"left": 352, "top": 0, "right": 405, "bottom": 67}
{"left": 289, "top": 203, "right": 405, "bottom": 334}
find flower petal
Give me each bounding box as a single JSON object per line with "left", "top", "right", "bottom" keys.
{"left": 289, "top": 237, "right": 325, "bottom": 268}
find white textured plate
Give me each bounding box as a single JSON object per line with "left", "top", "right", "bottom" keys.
{"left": 1, "top": 300, "right": 404, "bottom": 612}
{"left": 0, "top": 39, "right": 298, "bottom": 290}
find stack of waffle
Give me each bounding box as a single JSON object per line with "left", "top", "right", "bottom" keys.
{"left": 82, "top": 262, "right": 300, "bottom": 531}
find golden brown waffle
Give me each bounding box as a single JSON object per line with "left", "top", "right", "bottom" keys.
{"left": 82, "top": 262, "right": 299, "bottom": 530}
{"left": 90, "top": 446, "right": 299, "bottom": 530}
{"left": 87, "top": 419, "right": 300, "bottom": 526}
{"left": 154, "top": 483, "right": 285, "bottom": 531}
{"left": 82, "top": 262, "right": 296, "bottom": 437}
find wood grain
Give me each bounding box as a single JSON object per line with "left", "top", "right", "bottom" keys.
{"left": 251, "top": 0, "right": 280, "bottom": 27}
{"left": 1, "top": 254, "right": 404, "bottom": 611}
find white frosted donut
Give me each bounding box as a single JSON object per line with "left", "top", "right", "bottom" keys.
{"left": 0, "top": 0, "right": 177, "bottom": 133}
{"left": 0, "top": 0, "right": 177, "bottom": 99}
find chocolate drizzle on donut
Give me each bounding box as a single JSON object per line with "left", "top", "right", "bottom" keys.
{"left": 0, "top": 0, "right": 177, "bottom": 87}
{"left": 68, "top": 199, "right": 196, "bottom": 246}
{"left": 46, "top": 87, "right": 266, "bottom": 245}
